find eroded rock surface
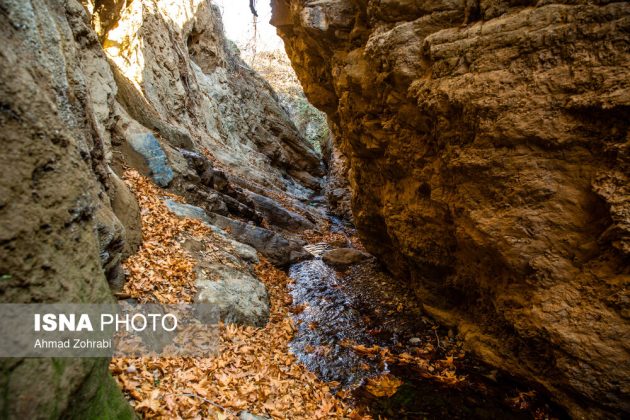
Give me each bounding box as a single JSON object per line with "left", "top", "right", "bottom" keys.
{"left": 0, "top": 0, "right": 326, "bottom": 418}
{"left": 322, "top": 248, "right": 371, "bottom": 269}
{"left": 0, "top": 0, "right": 135, "bottom": 417}
{"left": 272, "top": 0, "right": 630, "bottom": 417}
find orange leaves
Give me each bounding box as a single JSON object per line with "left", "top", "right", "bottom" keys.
{"left": 134, "top": 390, "right": 162, "bottom": 414}
{"left": 365, "top": 374, "right": 403, "bottom": 398}
{"left": 350, "top": 344, "right": 380, "bottom": 356}
{"left": 340, "top": 339, "right": 466, "bottom": 388}
{"left": 111, "top": 172, "right": 353, "bottom": 418}
{"left": 120, "top": 170, "right": 211, "bottom": 303}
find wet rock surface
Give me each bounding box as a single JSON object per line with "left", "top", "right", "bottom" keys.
{"left": 272, "top": 0, "right": 630, "bottom": 416}
{"left": 322, "top": 248, "right": 371, "bottom": 269}
{"left": 207, "top": 213, "right": 311, "bottom": 267}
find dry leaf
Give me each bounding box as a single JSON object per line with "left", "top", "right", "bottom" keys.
{"left": 365, "top": 374, "right": 403, "bottom": 398}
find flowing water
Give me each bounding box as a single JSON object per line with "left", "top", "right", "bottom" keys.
{"left": 287, "top": 216, "right": 567, "bottom": 419}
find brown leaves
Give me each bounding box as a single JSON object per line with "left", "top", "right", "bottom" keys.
{"left": 365, "top": 374, "right": 403, "bottom": 398}
{"left": 111, "top": 173, "right": 355, "bottom": 418}
{"left": 340, "top": 339, "right": 466, "bottom": 387}
{"left": 121, "top": 170, "right": 212, "bottom": 303}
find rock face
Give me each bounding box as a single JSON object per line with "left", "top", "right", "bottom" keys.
{"left": 246, "top": 191, "right": 315, "bottom": 233}
{"left": 207, "top": 213, "right": 311, "bottom": 267}
{"left": 321, "top": 129, "right": 352, "bottom": 220}
{"left": 0, "top": 1, "right": 135, "bottom": 417}
{"left": 0, "top": 0, "right": 325, "bottom": 418}
{"left": 99, "top": 0, "right": 323, "bottom": 191}
{"left": 272, "top": 0, "right": 630, "bottom": 417}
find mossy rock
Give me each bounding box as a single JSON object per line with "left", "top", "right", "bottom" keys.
{"left": 62, "top": 359, "right": 136, "bottom": 420}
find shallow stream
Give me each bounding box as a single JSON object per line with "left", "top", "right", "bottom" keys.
{"left": 287, "top": 217, "right": 567, "bottom": 419}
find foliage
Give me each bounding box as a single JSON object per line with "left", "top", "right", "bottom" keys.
{"left": 111, "top": 172, "right": 361, "bottom": 419}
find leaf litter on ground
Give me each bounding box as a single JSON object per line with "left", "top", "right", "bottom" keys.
{"left": 111, "top": 170, "right": 364, "bottom": 419}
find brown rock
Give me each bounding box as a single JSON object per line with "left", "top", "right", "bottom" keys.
{"left": 322, "top": 248, "right": 371, "bottom": 269}
{"left": 272, "top": 0, "right": 630, "bottom": 417}
{"left": 108, "top": 171, "right": 142, "bottom": 257}
{"left": 0, "top": 0, "right": 133, "bottom": 416}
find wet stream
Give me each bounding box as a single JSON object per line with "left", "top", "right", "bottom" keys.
{"left": 287, "top": 217, "right": 567, "bottom": 419}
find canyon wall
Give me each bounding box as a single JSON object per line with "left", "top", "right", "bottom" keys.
{"left": 271, "top": 0, "right": 630, "bottom": 417}
{"left": 0, "top": 0, "right": 322, "bottom": 417}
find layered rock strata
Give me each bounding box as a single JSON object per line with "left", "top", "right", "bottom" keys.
{"left": 271, "top": 0, "right": 630, "bottom": 417}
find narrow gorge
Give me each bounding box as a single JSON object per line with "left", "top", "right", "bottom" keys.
{"left": 0, "top": 0, "right": 628, "bottom": 419}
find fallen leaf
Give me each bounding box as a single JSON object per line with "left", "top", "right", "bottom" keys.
{"left": 365, "top": 374, "right": 403, "bottom": 398}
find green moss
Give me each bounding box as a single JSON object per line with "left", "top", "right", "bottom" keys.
{"left": 62, "top": 359, "right": 135, "bottom": 420}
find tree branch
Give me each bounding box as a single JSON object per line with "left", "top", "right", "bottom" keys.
{"left": 249, "top": 0, "right": 258, "bottom": 17}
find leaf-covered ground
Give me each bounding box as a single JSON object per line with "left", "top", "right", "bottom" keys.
{"left": 110, "top": 171, "right": 361, "bottom": 419}
{"left": 110, "top": 171, "right": 553, "bottom": 419}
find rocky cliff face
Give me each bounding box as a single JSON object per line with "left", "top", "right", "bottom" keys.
{"left": 0, "top": 1, "right": 136, "bottom": 417}
{"left": 0, "top": 0, "right": 323, "bottom": 417}
{"left": 271, "top": 0, "right": 630, "bottom": 417}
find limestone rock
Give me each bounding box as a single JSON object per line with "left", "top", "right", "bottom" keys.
{"left": 108, "top": 170, "right": 142, "bottom": 257}
{"left": 272, "top": 0, "right": 630, "bottom": 416}
{"left": 207, "top": 213, "right": 311, "bottom": 267}
{"left": 94, "top": 205, "right": 126, "bottom": 292}
{"left": 229, "top": 240, "right": 259, "bottom": 264}
{"left": 1, "top": 0, "right": 325, "bottom": 417}
{"left": 99, "top": 0, "right": 322, "bottom": 191}
{"left": 196, "top": 264, "right": 270, "bottom": 327}
{"left": 246, "top": 191, "right": 315, "bottom": 232}
{"left": 126, "top": 132, "right": 174, "bottom": 187}
{"left": 321, "top": 128, "right": 352, "bottom": 220}
{"left": 0, "top": 0, "right": 132, "bottom": 416}
{"left": 322, "top": 248, "right": 371, "bottom": 269}
{"left": 164, "top": 200, "right": 212, "bottom": 224}
{"left": 164, "top": 199, "right": 305, "bottom": 266}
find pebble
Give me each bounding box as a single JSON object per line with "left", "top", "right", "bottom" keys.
{"left": 409, "top": 337, "right": 421, "bottom": 345}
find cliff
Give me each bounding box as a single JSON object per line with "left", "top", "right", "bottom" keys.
{"left": 0, "top": 0, "right": 323, "bottom": 417}
{"left": 271, "top": 0, "right": 630, "bottom": 417}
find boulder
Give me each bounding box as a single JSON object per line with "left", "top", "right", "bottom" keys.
{"left": 163, "top": 199, "right": 307, "bottom": 266}
{"left": 322, "top": 248, "right": 370, "bottom": 269}
{"left": 229, "top": 240, "right": 259, "bottom": 264}
{"left": 207, "top": 213, "right": 310, "bottom": 267}
{"left": 196, "top": 264, "right": 269, "bottom": 327}
{"left": 246, "top": 191, "right": 314, "bottom": 232}
{"left": 164, "top": 199, "right": 212, "bottom": 223}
